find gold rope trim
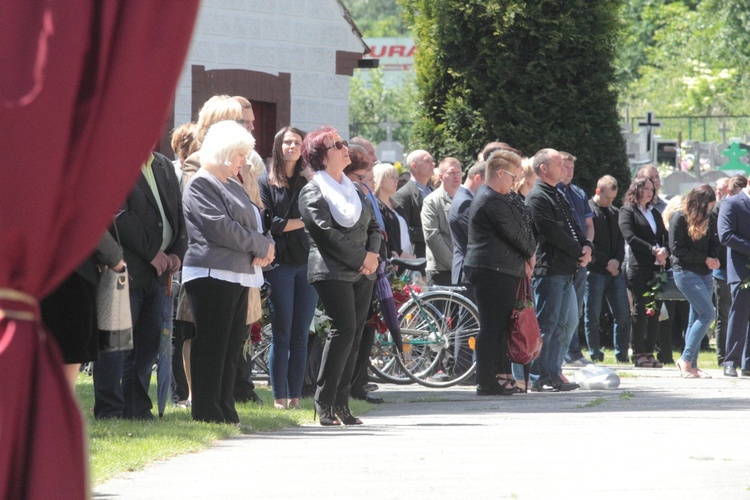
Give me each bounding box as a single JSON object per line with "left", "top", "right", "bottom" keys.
{"left": 0, "top": 288, "right": 37, "bottom": 306}
{"left": 0, "top": 288, "right": 38, "bottom": 322}
{"left": 0, "top": 310, "right": 36, "bottom": 321}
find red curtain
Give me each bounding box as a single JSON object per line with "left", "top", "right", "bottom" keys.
{"left": 0, "top": 2, "right": 199, "bottom": 498}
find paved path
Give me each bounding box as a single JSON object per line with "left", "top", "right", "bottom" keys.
{"left": 95, "top": 366, "right": 750, "bottom": 499}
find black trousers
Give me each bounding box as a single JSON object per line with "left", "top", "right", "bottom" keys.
{"left": 469, "top": 268, "right": 518, "bottom": 386}
{"left": 351, "top": 297, "right": 377, "bottom": 396}
{"left": 628, "top": 266, "right": 661, "bottom": 354}
{"left": 186, "top": 277, "right": 248, "bottom": 424}
{"left": 714, "top": 277, "right": 731, "bottom": 364}
{"left": 314, "top": 276, "right": 375, "bottom": 406}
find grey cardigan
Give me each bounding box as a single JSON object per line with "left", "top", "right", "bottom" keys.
{"left": 182, "top": 168, "right": 272, "bottom": 275}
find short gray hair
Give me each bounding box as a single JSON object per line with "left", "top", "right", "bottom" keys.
{"left": 199, "top": 120, "right": 255, "bottom": 168}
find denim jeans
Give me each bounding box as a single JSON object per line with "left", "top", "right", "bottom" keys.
{"left": 266, "top": 263, "right": 319, "bottom": 400}
{"left": 529, "top": 274, "right": 574, "bottom": 384}
{"left": 562, "top": 269, "right": 587, "bottom": 363}
{"left": 674, "top": 269, "right": 715, "bottom": 365}
{"left": 584, "top": 270, "right": 631, "bottom": 358}
{"left": 94, "top": 278, "right": 167, "bottom": 419}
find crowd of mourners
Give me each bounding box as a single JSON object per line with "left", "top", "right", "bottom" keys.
{"left": 40, "top": 93, "right": 750, "bottom": 427}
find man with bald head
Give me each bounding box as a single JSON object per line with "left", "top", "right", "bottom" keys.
{"left": 392, "top": 149, "right": 435, "bottom": 258}
{"left": 350, "top": 136, "right": 377, "bottom": 168}
{"left": 525, "top": 148, "right": 593, "bottom": 392}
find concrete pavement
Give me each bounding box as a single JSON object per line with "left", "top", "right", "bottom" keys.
{"left": 94, "top": 365, "right": 750, "bottom": 499}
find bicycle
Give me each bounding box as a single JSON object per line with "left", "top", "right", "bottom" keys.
{"left": 369, "top": 257, "right": 479, "bottom": 388}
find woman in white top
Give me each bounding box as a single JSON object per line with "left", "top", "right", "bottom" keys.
{"left": 373, "top": 162, "right": 415, "bottom": 259}
{"left": 181, "top": 121, "right": 275, "bottom": 424}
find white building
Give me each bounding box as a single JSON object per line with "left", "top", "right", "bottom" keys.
{"left": 159, "top": 0, "right": 368, "bottom": 158}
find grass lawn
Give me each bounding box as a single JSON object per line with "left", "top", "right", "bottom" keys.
{"left": 76, "top": 375, "right": 369, "bottom": 484}
{"left": 593, "top": 348, "right": 719, "bottom": 369}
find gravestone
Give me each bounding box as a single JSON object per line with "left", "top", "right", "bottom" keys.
{"left": 655, "top": 140, "right": 678, "bottom": 169}
{"left": 662, "top": 170, "right": 700, "bottom": 197}
{"left": 700, "top": 169, "right": 729, "bottom": 185}
{"left": 719, "top": 141, "right": 750, "bottom": 174}
{"left": 375, "top": 115, "right": 404, "bottom": 164}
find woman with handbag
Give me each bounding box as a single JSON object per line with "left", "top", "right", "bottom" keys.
{"left": 182, "top": 120, "right": 275, "bottom": 425}
{"left": 619, "top": 177, "right": 669, "bottom": 368}
{"left": 464, "top": 150, "right": 536, "bottom": 396}
{"left": 41, "top": 231, "right": 125, "bottom": 392}
{"left": 669, "top": 185, "right": 719, "bottom": 378}
{"left": 299, "top": 126, "right": 381, "bottom": 426}
{"left": 258, "top": 126, "right": 319, "bottom": 410}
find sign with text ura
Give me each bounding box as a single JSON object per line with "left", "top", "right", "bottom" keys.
{"left": 363, "top": 37, "right": 416, "bottom": 71}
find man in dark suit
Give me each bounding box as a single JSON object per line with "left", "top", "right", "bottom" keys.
{"left": 717, "top": 183, "right": 750, "bottom": 377}
{"left": 448, "top": 161, "right": 485, "bottom": 289}
{"left": 392, "top": 149, "right": 435, "bottom": 258}
{"left": 94, "top": 150, "right": 187, "bottom": 419}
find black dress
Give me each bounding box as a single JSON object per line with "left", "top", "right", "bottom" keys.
{"left": 41, "top": 231, "right": 123, "bottom": 363}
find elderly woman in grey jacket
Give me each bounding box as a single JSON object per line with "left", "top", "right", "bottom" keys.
{"left": 182, "top": 120, "right": 275, "bottom": 425}
{"left": 299, "top": 126, "right": 381, "bottom": 426}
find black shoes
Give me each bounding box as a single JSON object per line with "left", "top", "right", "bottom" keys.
{"left": 351, "top": 392, "right": 384, "bottom": 404}
{"left": 531, "top": 377, "right": 580, "bottom": 392}
{"left": 313, "top": 401, "right": 341, "bottom": 426}
{"left": 333, "top": 405, "right": 363, "bottom": 425}
{"left": 742, "top": 370, "right": 750, "bottom": 377}
{"left": 591, "top": 353, "right": 605, "bottom": 363}
{"left": 476, "top": 383, "right": 516, "bottom": 396}
{"left": 615, "top": 354, "right": 630, "bottom": 363}
{"left": 724, "top": 365, "right": 738, "bottom": 377}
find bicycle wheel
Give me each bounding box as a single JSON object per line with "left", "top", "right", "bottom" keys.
{"left": 369, "top": 330, "right": 414, "bottom": 385}
{"left": 396, "top": 291, "right": 479, "bottom": 388}
{"left": 250, "top": 323, "right": 272, "bottom": 376}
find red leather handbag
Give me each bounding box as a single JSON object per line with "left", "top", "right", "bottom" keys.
{"left": 508, "top": 277, "right": 542, "bottom": 365}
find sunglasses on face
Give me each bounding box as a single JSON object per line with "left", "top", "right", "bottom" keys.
{"left": 326, "top": 140, "right": 348, "bottom": 151}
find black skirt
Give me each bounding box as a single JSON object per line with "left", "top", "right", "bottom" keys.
{"left": 41, "top": 272, "right": 98, "bottom": 364}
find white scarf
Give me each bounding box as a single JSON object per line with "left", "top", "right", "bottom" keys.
{"left": 313, "top": 170, "right": 362, "bottom": 228}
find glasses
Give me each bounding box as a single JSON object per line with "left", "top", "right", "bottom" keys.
{"left": 326, "top": 140, "right": 348, "bottom": 151}
{"left": 235, "top": 119, "right": 252, "bottom": 127}
{"left": 350, "top": 172, "right": 366, "bottom": 182}
{"left": 498, "top": 169, "right": 516, "bottom": 181}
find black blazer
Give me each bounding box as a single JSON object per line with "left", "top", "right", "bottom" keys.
{"left": 448, "top": 185, "right": 473, "bottom": 284}
{"left": 588, "top": 199, "right": 625, "bottom": 275}
{"left": 299, "top": 180, "right": 381, "bottom": 283}
{"left": 619, "top": 203, "right": 668, "bottom": 270}
{"left": 115, "top": 152, "right": 187, "bottom": 289}
{"left": 464, "top": 185, "right": 535, "bottom": 279}
{"left": 378, "top": 199, "right": 403, "bottom": 257}
{"left": 392, "top": 180, "right": 426, "bottom": 257}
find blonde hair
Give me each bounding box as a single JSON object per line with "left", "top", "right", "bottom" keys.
{"left": 662, "top": 195, "right": 683, "bottom": 232}
{"left": 199, "top": 121, "right": 255, "bottom": 169}
{"left": 373, "top": 163, "right": 398, "bottom": 197}
{"left": 514, "top": 158, "right": 536, "bottom": 193}
{"left": 188, "top": 95, "right": 243, "bottom": 156}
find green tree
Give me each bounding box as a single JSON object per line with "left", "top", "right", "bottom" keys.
{"left": 345, "top": 0, "right": 410, "bottom": 37}
{"left": 349, "top": 67, "right": 418, "bottom": 152}
{"left": 398, "top": 0, "right": 630, "bottom": 193}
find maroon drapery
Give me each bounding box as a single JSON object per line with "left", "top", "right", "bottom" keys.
{"left": 0, "top": 2, "right": 199, "bottom": 498}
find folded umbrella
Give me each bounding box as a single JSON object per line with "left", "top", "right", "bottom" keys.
{"left": 374, "top": 261, "right": 403, "bottom": 353}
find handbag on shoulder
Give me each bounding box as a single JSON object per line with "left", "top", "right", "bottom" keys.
{"left": 507, "top": 277, "right": 542, "bottom": 365}
{"left": 97, "top": 220, "right": 133, "bottom": 352}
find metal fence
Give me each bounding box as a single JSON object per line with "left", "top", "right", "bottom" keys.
{"left": 629, "top": 115, "right": 750, "bottom": 144}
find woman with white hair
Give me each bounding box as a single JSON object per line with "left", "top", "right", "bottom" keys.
{"left": 182, "top": 120, "right": 275, "bottom": 424}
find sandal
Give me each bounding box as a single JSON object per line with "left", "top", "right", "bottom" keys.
{"left": 495, "top": 375, "right": 522, "bottom": 394}
{"left": 333, "top": 405, "right": 363, "bottom": 426}
{"left": 634, "top": 354, "right": 654, "bottom": 368}
{"left": 677, "top": 359, "right": 697, "bottom": 378}
{"left": 646, "top": 354, "right": 663, "bottom": 368}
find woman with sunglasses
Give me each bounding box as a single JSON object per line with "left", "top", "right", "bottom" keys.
{"left": 258, "top": 126, "right": 319, "bottom": 410}
{"left": 299, "top": 127, "right": 381, "bottom": 426}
